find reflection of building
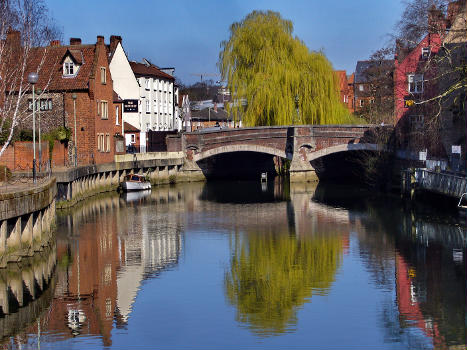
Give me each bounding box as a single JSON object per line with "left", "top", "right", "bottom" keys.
{"left": 395, "top": 254, "right": 442, "bottom": 347}
{"left": 13, "top": 192, "right": 184, "bottom": 347}
{"left": 116, "top": 199, "right": 182, "bottom": 323}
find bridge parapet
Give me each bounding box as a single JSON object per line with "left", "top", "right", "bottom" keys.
{"left": 171, "top": 124, "right": 391, "bottom": 181}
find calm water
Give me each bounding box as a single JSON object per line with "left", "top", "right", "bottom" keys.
{"left": 1, "top": 181, "right": 466, "bottom": 349}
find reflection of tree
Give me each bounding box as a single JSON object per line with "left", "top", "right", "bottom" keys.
{"left": 225, "top": 231, "right": 342, "bottom": 335}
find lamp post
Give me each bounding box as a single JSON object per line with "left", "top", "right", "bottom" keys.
{"left": 36, "top": 89, "right": 42, "bottom": 172}
{"left": 294, "top": 95, "right": 300, "bottom": 125}
{"left": 28, "top": 72, "right": 38, "bottom": 182}
{"left": 72, "top": 93, "right": 77, "bottom": 167}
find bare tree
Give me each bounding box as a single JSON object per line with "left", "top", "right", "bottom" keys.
{"left": 0, "top": 0, "right": 61, "bottom": 158}
{"left": 355, "top": 48, "right": 395, "bottom": 125}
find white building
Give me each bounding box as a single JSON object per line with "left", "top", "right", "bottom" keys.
{"left": 108, "top": 36, "right": 140, "bottom": 139}
{"left": 129, "top": 59, "right": 180, "bottom": 133}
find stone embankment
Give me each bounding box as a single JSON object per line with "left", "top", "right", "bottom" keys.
{"left": 54, "top": 151, "right": 205, "bottom": 208}
{"left": 0, "top": 178, "right": 56, "bottom": 267}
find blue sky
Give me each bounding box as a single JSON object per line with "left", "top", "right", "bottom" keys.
{"left": 46, "top": 0, "right": 404, "bottom": 85}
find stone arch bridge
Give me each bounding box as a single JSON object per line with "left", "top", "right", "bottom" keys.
{"left": 167, "top": 125, "right": 391, "bottom": 181}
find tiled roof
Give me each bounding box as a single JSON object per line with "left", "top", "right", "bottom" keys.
{"left": 354, "top": 60, "right": 394, "bottom": 84}
{"left": 129, "top": 61, "right": 174, "bottom": 80}
{"left": 124, "top": 122, "right": 140, "bottom": 132}
{"left": 113, "top": 91, "right": 123, "bottom": 102}
{"left": 23, "top": 44, "right": 97, "bottom": 91}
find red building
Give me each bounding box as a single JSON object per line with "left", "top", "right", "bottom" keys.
{"left": 393, "top": 1, "right": 466, "bottom": 160}
{"left": 5, "top": 33, "right": 124, "bottom": 166}
{"left": 334, "top": 70, "right": 354, "bottom": 114}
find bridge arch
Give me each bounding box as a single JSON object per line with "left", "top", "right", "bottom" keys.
{"left": 306, "top": 143, "right": 384, "bottom": 162}
{"left": 193, "top": 144, "right": 288, "bottom": 162}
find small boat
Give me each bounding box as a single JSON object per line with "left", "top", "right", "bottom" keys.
{"left": 122, "top": 174, "right": 151, "bottom": 192}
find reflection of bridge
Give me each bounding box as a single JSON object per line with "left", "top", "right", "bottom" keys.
{"left": 168, "top": 125, "right": 390, "bottom": 180}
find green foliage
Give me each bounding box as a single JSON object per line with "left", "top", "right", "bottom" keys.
{"left": 225, "top": 231, "right": 342, "bottom": 335}
{"left": 169, "top": 174, "right": 177, "bottom": 184}
{"left": 219, "top": 11, "right": 351, "bottom": 126}
{"left": 18, "top": 129, "right": 34, "bottom": 141}
{"left": 42, "top": 126, "right": 71, "bottom": 155}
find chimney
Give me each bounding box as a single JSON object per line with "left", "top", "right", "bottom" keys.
{"left": 5, "top": 28, "right": 21, "bottom": 60}
{"left": 428, "top": 5, "right": 446, "bottom": 34}
{"left": 97, "top": 35, "right": 104, "bottom": 45}
{"left": 70, "top": 38, "right": 81, "bottom": 45}
{"left": 49, "top": 40, "right": 61, "bottom": 47}
{"left": 110, "top": 35, "right": 122, "bottom": 53}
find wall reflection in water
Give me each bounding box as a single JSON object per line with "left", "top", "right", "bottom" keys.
{"left": 0, "top": 244, "right": 56, "bottom": 347}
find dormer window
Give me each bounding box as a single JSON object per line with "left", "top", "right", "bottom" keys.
{"left": 62, "top": 50, "right": 82, "bottom": 77}
{"left": 64, "top": 62, "right": 74, "bottom": 76}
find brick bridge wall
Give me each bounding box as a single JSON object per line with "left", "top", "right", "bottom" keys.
{"left": 167, "top": 125, "right": 379, "bottom": 161}
{"left": 166, "top": 124, "right": 390, "bottom": 181}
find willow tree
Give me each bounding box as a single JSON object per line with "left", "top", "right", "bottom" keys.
{"left": 225, "top": 231, "right": 342, "bottom": 335}
{"left": 219, "top": 10, "right": 350, "bottom": 126}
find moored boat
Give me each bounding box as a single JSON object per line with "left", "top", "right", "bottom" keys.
{"left": 122, "top": 174, "right": 151, "bottom": 192}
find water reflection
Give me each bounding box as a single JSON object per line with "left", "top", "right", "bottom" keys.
{"left": 0, "top": 244, "right": 56, "bottom": 346}
{"left": 312, "top": 182, "right": 466, "bottom": 349}
{"left": 0, "top": 180, "right": 464, "bottom": 349}
{"left": 225, "top": 232, "right": 343, "bottom": 335}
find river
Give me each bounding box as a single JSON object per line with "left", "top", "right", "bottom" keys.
{"left": 0, "top": 180, "right": 465, "bottom": 349}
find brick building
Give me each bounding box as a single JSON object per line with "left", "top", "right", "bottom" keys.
{"left": 353, "top": 59, "right": 394, "bottom": 114}
{"left": 6, "top": 34, "right": 124, "bottom": 166}
{"left": 334, "top": 70, "right": 354, "bottom": 113}
{"left": 394, "top": 0, "right": 466, "bottom": 161}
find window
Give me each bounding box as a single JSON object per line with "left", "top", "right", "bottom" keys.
{"left": 106, "top": 133, "right": 110, "bottom": 152}
{"left": 343, "top": 95, "right": 348, "bottom": 103}
{"left": 115, "top": 106, "right": 119, "bottom": 125}
{"left": 421, "top": 47, "right": 431, "bottom": 60}
{"left": 28, "top": 98, "right": 53, "bottom": 111}
{"left": 146, "top": 99, "right": 150, "bottom": 113}
{"left": 130, "top": 134, "right": 135, "bottom": 143}
{"left": 100, "top": 67, "right": 106, "bottom": 84}
{"left": 97, "top": 133, "right": 105, "bottom": 152}
{"left": 101, "top": 100, "right": 108, "bottom": 119}
{"left": 64, "top": 62, "right": 74, "bottom": 76}
{"left": 145, "top": 79, "right": 150, "bottom": 90}
{"left": 408, "top": 74, "right": 424, "bottom": 93}
{"left": 359, "top": 84, "right": 364, "bottom": 92}
{"left": 359, "top": 99, "right": 364, "bottom": 107}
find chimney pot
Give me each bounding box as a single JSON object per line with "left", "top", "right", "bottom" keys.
{"left": 97, "top": 35, "right": 104, "bottom": 45}
{"left": 50, "top": 40, "right": 61, "bottom": 47}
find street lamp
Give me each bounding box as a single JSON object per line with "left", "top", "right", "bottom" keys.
{"left": 72, "top": 93, "right": 77, "bottom": 167}
{"left": 36, "top": 89, "right": 42, "bottom": 172}
{"left": 28, "top": 72, "right": 38, "bottom": 182}
{"left": 294, "top": 95, "right": 300, "bottom": 125}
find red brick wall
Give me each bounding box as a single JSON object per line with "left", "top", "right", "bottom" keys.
{"left": 91, "top": 40, "right": 121, "bottom": 164}
{"left": 0, "top": 140, "right": 68, "bottom": 170}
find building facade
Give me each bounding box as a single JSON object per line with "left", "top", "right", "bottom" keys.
{"left": 7, "top": 34, "right": 124, "bottom": 165}
{"left": 129, "top": 60, "right": 180, "bottom": 133}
